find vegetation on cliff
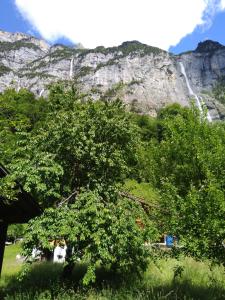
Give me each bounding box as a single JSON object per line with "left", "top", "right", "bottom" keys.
{"left": 0, "top": 40, "right": 40, "bottom": 52}
{"left": 213, "top": 77, "right": 225, "bottom": 105}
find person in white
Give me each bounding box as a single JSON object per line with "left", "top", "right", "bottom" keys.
{"left": 53, "top": 243, "right": 67, "bottom": 263}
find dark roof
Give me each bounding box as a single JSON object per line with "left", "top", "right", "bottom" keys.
{"left": 0, "top": 164, "right": 42, "bottom": 223}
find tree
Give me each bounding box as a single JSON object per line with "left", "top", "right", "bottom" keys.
{"left": 132, "top": 114, "right": 158, "bottom": 141}
{"left": 7, "top": 224, "right": 26, "bottom": 243}
{"left": 8, "top": 84, "right": 139, "bottom": 204}
{"left": 2, "top": 84, "right": 157, "bottom": 284}
{"left": 23, "top": 191, "right": 157, "bottom": 285}
{"left": 0, "top": 88, "right": 47, "bottom": 165}
{"left": 139, "top": 104, "right": 225, "bottom": 262}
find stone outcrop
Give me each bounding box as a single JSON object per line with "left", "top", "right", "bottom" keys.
{"left": 178, "top": 40, "right": 225, "bottom": 119}
{"left": 0, "top": 30, "right": 225, "bottom": 119}
{"left": 195, "top": 40, "right": 225, "bottom": 53}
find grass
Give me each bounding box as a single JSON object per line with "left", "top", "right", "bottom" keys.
{"left": 0, "top": 248, "right": 225, "bottom": 299}
{"left": 123, "top": 179, "right": 160, "bottom": 205}
{"left": 0, "top": 243, "right": 23, "bottom": 287}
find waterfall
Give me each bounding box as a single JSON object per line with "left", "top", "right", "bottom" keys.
{"left": 39, "top": 89, "right": 44, "bottom": 97}
{"left": 179, "top": 62, "right": 212, "bottom": 122}
{"left": 17, "top": 79, "right": 21, "bottom": 92}
{"left": 69, "top": 57, "right": 74, "bottom": 79}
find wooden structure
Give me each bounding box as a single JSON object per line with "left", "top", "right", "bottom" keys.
{"left": 0, "top": 164, "right": 42, "bottom": 276}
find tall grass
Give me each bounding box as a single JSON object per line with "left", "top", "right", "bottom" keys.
{"left": 0, "top": 243, "right": 23, "bottom": 288}
{"left": 1, "top": 256, "right": 225, "bottom": 299}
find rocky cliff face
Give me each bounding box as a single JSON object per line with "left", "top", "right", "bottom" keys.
{"left": 177, "top": 41, "right": 225, "bottom": 120}
{"left": 0, "top": 30, "right": 225, "bottom": 119}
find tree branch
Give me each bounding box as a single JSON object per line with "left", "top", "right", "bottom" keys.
{"left": 57, "top": 190, "right": 78, "bottom": 207}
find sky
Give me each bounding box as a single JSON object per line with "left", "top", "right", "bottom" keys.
{"left": 0, "top": 0, "right": 225, "bottom": 54}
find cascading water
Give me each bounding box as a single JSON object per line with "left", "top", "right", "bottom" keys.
{"left": 39, "top": 89, "right": 44, "bottom": 97}
{"left": 179, "top": 62, "right": 212, "bottom": 122}
{"left": 69, "top": 57, "right": 74, "bottom": 79}
{"left": 17, "top": 79, "right": 21, "bottom": 92}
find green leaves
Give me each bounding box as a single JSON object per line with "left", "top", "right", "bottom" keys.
{"left": 1, "top": 84, "right": 139, "bottom": 206}
{"left": 139, "top": 104, "right": 225, "bottom": 262}
{"left": 2, "top": 83, "right": 224, "bottom": 279}
{"left": 0, "top": 84, "right": 153, "bottom": 284}
{"left": 0, "top": 88, "right": 48, "bottom": 167}
{"left": 13, "top": 85, "right": 138, "bottom": 204}
{"left": 213, "top": 79, "right": 225, "bottom": 105}
{"left": 23, "top": 190, "right": 157, "bottom": 285}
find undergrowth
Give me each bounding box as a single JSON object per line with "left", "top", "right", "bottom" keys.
{"left": 1, "top": 257, "right": 224, "bottom": 300}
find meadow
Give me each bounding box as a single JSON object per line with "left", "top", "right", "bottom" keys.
{"left": 1, "top": 244, "right": 225, "bottom": 300}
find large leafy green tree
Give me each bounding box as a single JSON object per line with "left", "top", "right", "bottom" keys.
{"left": 139, "top": 104, "right": 225, "bottom": 262}
{"left": 2, "top": 84, "right": 157, "bottom": 284}
{"left": 23, "top": 191, "right": 156, "bottom": 285}
{"left": 7, "top": 84, "right": 139, "bottom": 204}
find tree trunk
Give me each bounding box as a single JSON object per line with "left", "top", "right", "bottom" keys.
{"left": 0, "top": 222, "right": 8, "bottom": 277}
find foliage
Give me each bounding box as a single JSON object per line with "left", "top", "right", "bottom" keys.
{"left": 117, "top": 41, "right": 165, "bottom": 57}
{"left": 0, "top": 88, "right": 46, "bottom": 130}
{"left": 128, "top": 79, "right": 144, "bottom": 86}
{"left": 6, "top": 83, "right": 139, "bottom": 205}
{"left": 95, "top": 59, "right": 116, "bottom": 71}
{"left": 138, "top": 104, "right": 225, "bottom": 262}
{"left": 0, "top": 84, "right": 154, "bottom": 284}
{"left": 124, "top": 179, "right": 159, "bottom": 205}
{"left": 22, "top": 190, "right": 156, "bottom": 285}
{"left": 1, "top": 83, "right": 225, "bottom": 283}
{"left": 83, "top": 41, "right": 165, "bottom": 73}
{"left": 213, "top": 78, "right": 225, "bottom": 105}
{"left": 0, "top": 89, "right": 47, "bottom": 163}
{"left": 0, "top": 41, "right": 40, "bottom": 52}
{"left": 132, "top": 113, "right": 158, "bottom": 141}
{"left": 7, "top": 224, "right": 27, "bottom": 242}
{"left": 49, "top": 47, "right": 76, "bottom": 60}
{"left": 79, "top": 40, "right": 165, "bottom": 58}
{"left": 75, "top": 66, "right": 93, "bottom": 78}
{"left": 157, "top": 103, "right": 190, "bottom": 120}
{"left": 0, "top": 88, "right": 48, "bottom": 200}
{"left": 102, "top": 82, "right": 126, "bottom": 101}
{"left": 0, "top": 64, "right": 11, "bottom": 76}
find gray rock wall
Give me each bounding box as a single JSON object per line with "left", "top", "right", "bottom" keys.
{"left": 0, "top": 31, "right": 225, "bottom": 119}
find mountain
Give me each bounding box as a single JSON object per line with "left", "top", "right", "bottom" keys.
{"left": 0, "top": 30, "right": 225, "bottom": 120}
